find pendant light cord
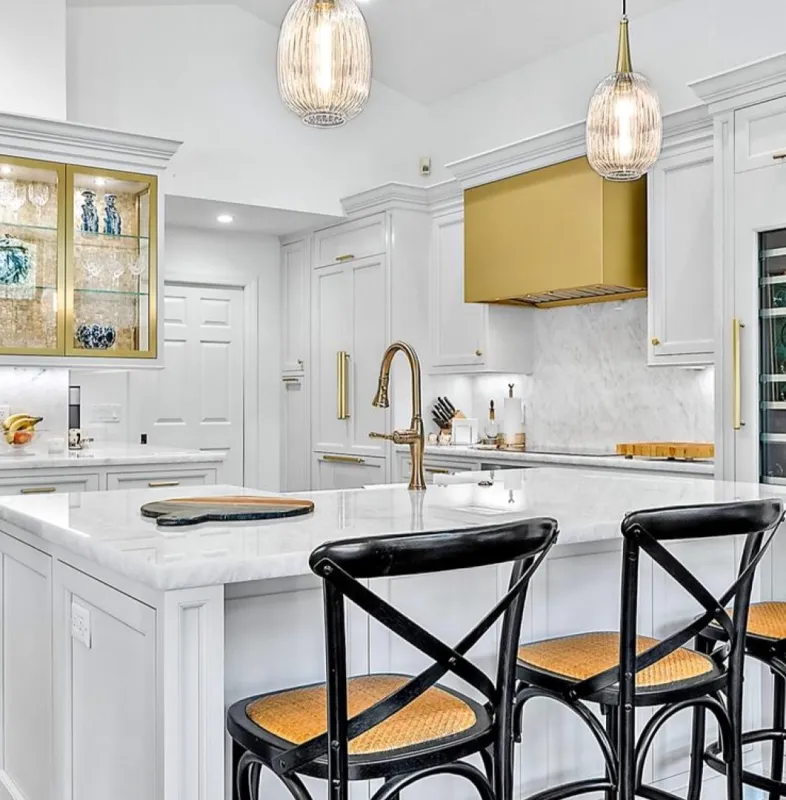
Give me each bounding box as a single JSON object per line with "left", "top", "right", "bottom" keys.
{"left": 622, "top": 0, "right": 627, "bottom": 16}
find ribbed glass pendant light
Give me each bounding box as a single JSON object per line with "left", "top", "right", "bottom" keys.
{"left": 277, "top": 0, "right": 372, "bottom": 128}
{"left": 586, "top": 0, "right": 662, "bottom": 181}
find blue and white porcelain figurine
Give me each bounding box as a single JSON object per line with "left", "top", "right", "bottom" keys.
{"left": 103, "top": 194, "right": 122, "bottom": 236}
{"left": 80, "top": 190, "right": 99, "bottom": 233}
{"left": 0, "top": 235, "right": 31, "bottom": 285}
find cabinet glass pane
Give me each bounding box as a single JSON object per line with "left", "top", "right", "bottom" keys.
{"left": 67, "top": 167, "right": 156, "bottom": 357}
{"left": 759, "top": 229, "right": 786, "bottom": 483}
{"left": 0, "top": 157, "right": 63, "bottom": 353}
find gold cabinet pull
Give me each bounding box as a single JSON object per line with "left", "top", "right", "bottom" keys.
{"left": 425, "top": 467, "right": 452, "bottom": 475}
{"left": 322, "top": 455, "right": 365, "bottom": 464}
{"left": 20, "top": 486, "right": 56, "bottom": 495}
{"left": 651, "top": 337, "right": 661, "bottom": 346}
{"left": 337, "top": 351, "right": 350, "bottom": 420}
{"left": 282, "top": 377, "right": 300, "bottom": 384}
{"left": 475, "top": 349, "right": 483, "bottom": 357}
{"left": 335, "top": 254, "right": 355, "bottom": 262}
{"left": 148, "top": 480, "right": 180, "bottom": 488}
{"left": 733, "top": 318, "right": 744, "bottom": 430}
{"left": 774, "top": 153, "right": 786, "bottom": 161}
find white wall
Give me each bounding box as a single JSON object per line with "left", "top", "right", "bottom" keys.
{"left": 433, "top": 0, "right": 786, "bottom": 167}
{"left": 0, "top": 0, "right": 66, "bottom": 118}
{"left": 66, "top": 4, "right": 435, "bottom": 217}
{"left": 431, "top": 300, "right": 714, "bottom": 449}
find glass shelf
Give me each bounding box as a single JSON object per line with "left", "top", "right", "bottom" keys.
{"left": 0, "top": 222, "right": 58, "bottom": 234}
{"left": 74, "top": 230, "right": 149, "bottom": 243}
{"left": 74, "top": 287, "right": 149, "bottom": 297}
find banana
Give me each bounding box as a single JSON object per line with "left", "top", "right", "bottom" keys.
{"left": 2, "top": 413, "right": 30, "bottom": 431}
{"left": 2, "top": 414, "right": 43, "bottom": 436}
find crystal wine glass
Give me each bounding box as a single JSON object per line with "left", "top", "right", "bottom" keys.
{"left": 9, "top": 185, "right": 27, "bottom": 221}
{"left": 128, "top": 251, "right": 146, "bottom": 277}
{"left": 27, "top": 183, "right": 50, "bottom": 223}
{"left": 109, "top": 253, "right": 125, "bottom": 287}
{"left": 0, "top": 180, "right": 16, "bottom": 211}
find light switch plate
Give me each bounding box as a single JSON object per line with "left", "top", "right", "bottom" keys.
{"left": 71, "top": 601, "right": 91, "bottom": 649}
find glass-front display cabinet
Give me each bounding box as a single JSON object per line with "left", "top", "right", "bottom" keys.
{"left": 0, "top": 155, "right": 157, "bottom": 359}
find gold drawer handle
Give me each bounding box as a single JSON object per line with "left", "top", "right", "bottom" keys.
{"left": 335, "top": 254, "right": 355, "bottom": 262}
{"left": 148, "top": 480, "right": 181, "bottom": 488}
{"left": 426, "top": 468, "right": 452, "bottom": 475}
{"left": 282, "top": 377, "right": 300, "bottom": 384}
{"left": 322, "top": 455, "right": 365, "bottom": 464}
{"left": 20, "top": 486, "right": 56, "bottom": 495}
{"left": 774, "top": 153, "right": 786, "bottom": 161}
{"left": 651, "top": 337, "right": 661, "bottom": 346}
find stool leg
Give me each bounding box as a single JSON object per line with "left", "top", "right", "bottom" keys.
{"left": 384, "top": 779, "right": 401, "bottom": 800}
{"left": 727, "top": 660, "right": 745, "bottom": 800}
{"left": 603, "top": 705, "right": 619, "bottom": 800}
{"left": 688, "top": 637, "right": 711, "bottom": 800}
{"left": 232, "top": 741, "right": 243, "bottom": 800}
{"left": 770, "top": 670, "right": 786, "bottom": 800}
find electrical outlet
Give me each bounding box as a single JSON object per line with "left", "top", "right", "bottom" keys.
{"left": 71, "top": 601, "right": 91, "bottom": 649}
{"left": 419, "top": 157, "right": 432, "bottom": 177}
{"left": 0, "top": 405, "right": 9, "bottom": 425}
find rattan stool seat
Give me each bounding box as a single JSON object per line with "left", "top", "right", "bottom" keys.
{"left": 742, "top": 602, "right": 786, "bottom": 641}
{"left": 245, "top": 674, "right": 483, "bottom": 756}
{"left": 518, "top": 632, "right": 717, "bottom": 690}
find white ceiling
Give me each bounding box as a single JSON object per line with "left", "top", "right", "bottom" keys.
{"left": 67, "top": 0, "right": 683, "bottom": 103}
{"left": 165, "top": 195, "right": 342, "bottom": 236}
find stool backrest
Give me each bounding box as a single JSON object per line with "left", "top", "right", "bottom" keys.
{"left": 567, "top": 499, "right": 783, "bottom": 703}
{"left": 274, "top": 518, "right": 558, "bottom": 779}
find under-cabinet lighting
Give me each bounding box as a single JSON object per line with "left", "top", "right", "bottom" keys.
{"left": 0, "top": 166, "right": 12, "bottom": 175}
{"left": 217, "top": 214, "right": 234, "bottom": 224}
{"left": 95, "top": 177, "right": 107, "bottom": 187}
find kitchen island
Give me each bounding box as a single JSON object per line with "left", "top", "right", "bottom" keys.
{"left": 0, "top": 468, "right": 780, "bottom": 800}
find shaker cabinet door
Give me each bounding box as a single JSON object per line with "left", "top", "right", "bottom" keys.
{"left": 281, "top": 238, "right": 309, "bottom": 373}
{"left": 735, "top": 96, "right": 786, "bottom": 173}
{"left": 648, "top": 147, "right": 714, "bottom": 366}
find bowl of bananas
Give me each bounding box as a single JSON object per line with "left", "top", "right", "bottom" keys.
{"left": 2, "top": 414, "right": 43, "bottom": 453}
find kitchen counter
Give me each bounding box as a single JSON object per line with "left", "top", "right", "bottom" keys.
{"left": 0, "top": 443, "right": 224, "bottom": 470}
{"left": 0, "top": 468, "right": 779, "bottom": 800}
{"left": 0, "top": 467, "right": 760, "bottom": 591}
{"left": 413, "top": 443, "right": 715, "bottom": 475}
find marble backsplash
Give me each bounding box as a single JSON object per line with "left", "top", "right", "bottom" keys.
{"left": 0, "top": 367, "right": 70, "bottom": 452}
{"left": 430, "top": 299, "right": 715, "bottom": 449}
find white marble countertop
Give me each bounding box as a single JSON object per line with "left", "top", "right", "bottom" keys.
{"left": 0, "top": 468, "right": 774, "bottom": 591}
{"left": 0, "top": 443, "right": 225, "bottom": 471}
{"left": 414, "top": 444, "right": 715, "bottom": 475}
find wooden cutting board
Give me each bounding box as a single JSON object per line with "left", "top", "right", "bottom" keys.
{"left": 616, "top": 442, "right": 715, "bottom": 461}
{"left": 141, "top": 496, "right": 315, "bottom": 527}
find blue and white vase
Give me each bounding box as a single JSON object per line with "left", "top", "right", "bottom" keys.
{"left": 103, "top": 194, "right": 122, "bottom": 236}
{"left": 0, "top": 235, "right": 31, "bottom": 285}
{"left": 80, "top": 190, "right": 99, "bottom": 234}
{"left": 76, "top": 323, "right": 116, "bottom": 350}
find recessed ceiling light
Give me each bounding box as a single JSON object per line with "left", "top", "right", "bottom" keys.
{"left": 217, "top": 214, "right": 234, "bottom": 224}
{"left": 0, "top": 166, "right": 12, "bottom": 176}
{"left": 95, "top": 177, "right": 107, "bottom": 186}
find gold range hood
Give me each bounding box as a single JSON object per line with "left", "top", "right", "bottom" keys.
{"left": 464, "top": 157, "right": 647, "bottom": 308}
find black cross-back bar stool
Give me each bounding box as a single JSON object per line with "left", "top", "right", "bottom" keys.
{"left": 695, "top": 601, "right": 786, "bottom": 799}
{"left": 514, "top": 499, "right": 783, "bottom": 800}
{"left": 227, "top": 516, "right": 559, "bottom": 800}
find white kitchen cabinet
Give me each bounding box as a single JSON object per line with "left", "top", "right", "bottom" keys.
{"left": 394, "top": 451, "right": 475, "bottom": 484}
{"left": 312, "top": 453, "right": 387, "bottom": 490}
{"left": 313, "top": 213, "right": 386, "bottom": 268}
{"left": 281, "top": 237, "right": 310, "bottom": 374}
{"left": 430, "top": 210, "right": 533, "bottom": 374}
{"left": 647, "top": 144, "right": 715, "bottom": 366}
{"left": 311, "top": 254, "right": 388, "bottom": 458}
{"left": 105, "top": 466, "right": 218, "bottom": 491}
{"left": 0, "top": 472, "right": 100, "bottom": 496}
{"left": 735, "top": 96, "right": 786, "bottom": 173}
{"left": 54, "top": 562, "right": 156, "bottom": 800}
{"left": 281, "top": 375, "right": 310, "bottom": 492}
{"left": 0, "top": 532, "right": 52, "bottom": 800}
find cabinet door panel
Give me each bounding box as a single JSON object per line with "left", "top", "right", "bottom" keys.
{"left": 348, "top": 256, "right": 388, "bottom": 456}
{"left": 314, "top": 215, "right": 386, "bottom": 267}
{"left": 430, "top": 213, "right": 487, "bottom": 369}
{"left": 648, "top": 148, "right": 714, "bottom": 365}
{"left": 313, "top": 454, "right": 386, "bottom": 489}
{"left": 312, "top": 266, "right": 351, "bottom": 453}
{"left": 0, "top": 533, "right": 52, "bottom": 800}
{"left": 735, "top": 97, "right": 786, "bottom": 173}
{"left": 55, "top": 563, "right": 156, "bottom": 800}
{"left": 282, "top": 377, "right": 310, "bottom": 492}
{"left": 282, "top": 239, "right": 309, "bottom": 373}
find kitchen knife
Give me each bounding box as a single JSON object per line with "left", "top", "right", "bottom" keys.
{"left": 443, "top": 397, "right": 457, "bottom": 416}
{"left": 437, "top": 397, "right": 455, "bottom": 421}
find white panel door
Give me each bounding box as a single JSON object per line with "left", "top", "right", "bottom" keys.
{"left": 131, "top": 284, "right": 245, "bottom": 485}
{"left": 430, "top": 212, "right": 488, "bottom": 370}
{"left": 281, "top": 239, "right": 309, "bottom": 374}
{"left": 648, "top": 147, "right": 715, "bottom": 366}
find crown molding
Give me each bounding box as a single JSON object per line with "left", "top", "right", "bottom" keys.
{"left": 446, "top": 120, "right": 586, "bottom": 190}
{"left": 340, "top": 182, "right": 431, "bottom": 216}
{"left": 690, "top": 51, "right": 786, "bottom": 114}
{"left": 0, "top": 112, "right": 182, "bottom": 173}
{"left": 659, "top": 105, "right": 713, "bottom": 154}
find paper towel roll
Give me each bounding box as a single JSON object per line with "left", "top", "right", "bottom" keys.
{"left": 503, "top": 396, "right": 523, "bottom": 445}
